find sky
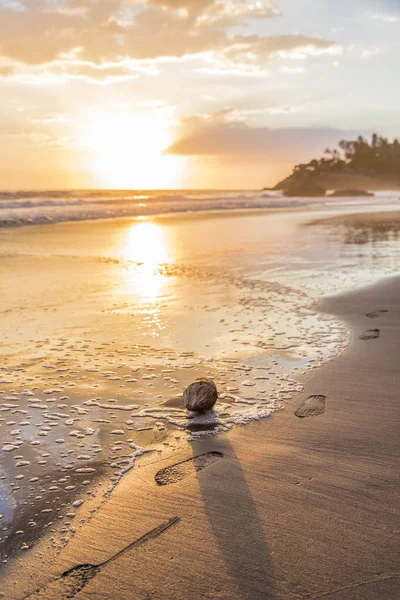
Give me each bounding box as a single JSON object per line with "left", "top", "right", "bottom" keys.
{"left": 0, "top": 0, "right": 399, "bottom": 189}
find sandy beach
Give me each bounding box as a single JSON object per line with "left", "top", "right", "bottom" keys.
{"left": 0, "top": 269, "right": 399, "bottom": 599}
{"left": 0, "top": 204, "right": 400, "bottom": 599}
{"left": 2, "top": 0, "right": 400, "bottom": 595}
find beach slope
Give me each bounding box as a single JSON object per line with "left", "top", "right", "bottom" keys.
{"left": 1, "top": 276, "right": 400, "bottom": 600}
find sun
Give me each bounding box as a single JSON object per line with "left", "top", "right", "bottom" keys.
{"left": 80, "top": 111, "right": 185, "bottom": 189}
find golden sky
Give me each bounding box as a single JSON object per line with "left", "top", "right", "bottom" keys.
{"left": 0, "top": 0, "right": 399, "bottom": 189}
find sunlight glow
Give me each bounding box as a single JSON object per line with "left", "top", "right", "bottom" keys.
{"left": 122, "top": 221, "right": 171, "bottom": 302}
{"left": 80, "top": 111, "right": 186, "bottom": 188}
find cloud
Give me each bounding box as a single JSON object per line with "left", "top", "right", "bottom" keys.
{"left": 0, "top": 0, "right": 335, "bottom": 81}
{"left": 371, "top": 12, "right": 399, "bottom": 23}
{"left": 147, "top": 0, "right": 280, "bottom": 23}
{"left": 222, "top": 34, "right": 336, "bottom": 64}
{"left": 147, "top": 0, "right": 214, "bottom": 18}
{"left": 0, "top": 0, "right": 279, "bottom": 64}
{"left": 0, "top": 0, "right": 24, "bottom": 10}
{"left": 0, "top": 54, "right": 157, "bottom": 84}
{"left": 166, "top": 112, "right": 361, "bottom": 161}
{"left": 0, "top": 123, "right": 68, "bottom": 146}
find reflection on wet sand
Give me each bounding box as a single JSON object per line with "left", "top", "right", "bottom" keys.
{"left": 331, "top": 222, "right": 400, "bottom": 246}
{"left": 311, "top": 210, "right": 400, "bottom": 245}
{"left": 122, "top": 221, "right": 172, "bottom": 302}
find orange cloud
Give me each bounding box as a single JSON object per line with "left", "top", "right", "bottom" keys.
{"left": 167, "top": 112, "right": 361, "bottom": 162}
{"left": 0, "top": 0, "right": 333, "bottom": 82}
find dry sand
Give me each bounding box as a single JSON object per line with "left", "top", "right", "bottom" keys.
{"left": 1, "top": 275, "right": 399, "bottom": 599}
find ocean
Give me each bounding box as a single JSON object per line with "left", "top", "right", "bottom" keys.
{"left": 1, "top": 188, "right": 398, "bottom": 227}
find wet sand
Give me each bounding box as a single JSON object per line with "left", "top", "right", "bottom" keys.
{"left": 8, "top": 203, "right": 388, "bottom": 562}
{"left": 1, "top": 275, "right": 399, "bottom": 599}
{"left": 311, "top": 209, "right": 400, "bottom": 227}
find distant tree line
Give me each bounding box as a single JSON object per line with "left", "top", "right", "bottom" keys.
{"left": 292, "top": 134, "right": 400, "bottom": 180}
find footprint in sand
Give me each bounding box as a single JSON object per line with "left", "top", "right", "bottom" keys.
{"left": 295, "top": 395, "right": 326, "bottom": 418}
{"left": 366, "top": 310, "right": 388, "bottom": 318}
{"left": 24, "top": 518, "right": 180, "bottom": 599}
{"left": 155, "top": 451, "right": 223, "bottom": 486}
{"left": 359, "top": 329, "right": 380, "bottom": 340}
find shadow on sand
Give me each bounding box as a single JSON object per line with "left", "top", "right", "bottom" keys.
{"left": 190, "top": 436, "right": 277, "bottom": 600}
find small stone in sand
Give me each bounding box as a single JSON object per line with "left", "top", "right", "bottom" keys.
{"left": 2, "top": 445, "right": 17, "bottom": 453}
{"left": 183, "top": 379, "right": 218, "bottom": 412}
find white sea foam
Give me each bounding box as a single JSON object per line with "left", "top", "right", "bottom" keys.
{"left": 1, "top": 188, "right": 391, "bottom": 227}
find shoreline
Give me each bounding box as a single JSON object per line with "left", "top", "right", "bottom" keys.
{"left": 0, "top": 204, "right": 324, "bottom": 229}
{"left": 1, "top": 193, "right": 399, "bottom": 230}
{"left": 0, "top": 205, "right": 399, "bottom": 573}
{"left": 1, "top": 275, "right": 399, "bottom": 598}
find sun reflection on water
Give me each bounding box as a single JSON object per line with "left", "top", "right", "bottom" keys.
{"left": 122, "top": 220, "right": 171, "bottom": 303}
